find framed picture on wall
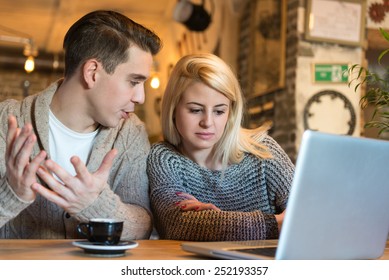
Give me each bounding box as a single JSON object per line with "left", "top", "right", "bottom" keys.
{"left": 305, "top": 0, "right": 366, "bottom": 46}
{"left": 250, "top": 0, "right": 287, "bottom": 98}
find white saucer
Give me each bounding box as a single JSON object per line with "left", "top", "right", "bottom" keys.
{"left": 72, "top": 240, "right": 138, "bottom": 257}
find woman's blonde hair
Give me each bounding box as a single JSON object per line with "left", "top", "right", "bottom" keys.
{"left": 161, "top": 53, "right": 272, "bottom": 168}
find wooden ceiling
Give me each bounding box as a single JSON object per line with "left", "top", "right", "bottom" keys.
{"left": 0, "top": 0, "right": 176, "bottom": 54}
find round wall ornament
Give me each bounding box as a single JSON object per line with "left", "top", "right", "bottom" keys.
{"left": 303, "top": 90, "right": 356, "bottom": 135}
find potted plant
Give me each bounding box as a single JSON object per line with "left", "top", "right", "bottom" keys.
{"left": 349, "top": 28, "right": 389, "bottom": 136}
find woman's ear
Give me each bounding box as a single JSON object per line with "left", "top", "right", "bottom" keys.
{"left": 83, "top": 59, "right": 99, "bottom": 88}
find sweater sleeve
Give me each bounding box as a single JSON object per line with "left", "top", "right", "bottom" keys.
{"left": 262, "top": 135, "right": 295, "bottom": 211}
{"left": 147, "top": 142, "right": 293, "bottom": 241}
{"left": 0, "top": 178, "right": 33, "bottom": 228}
{"left": 0, "top": 99, "right": 33, "bottom": 228}
{"left": 73, "top": 115, "right": 152, "bottom": 240}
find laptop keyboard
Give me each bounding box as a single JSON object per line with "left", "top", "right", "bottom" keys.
{"left": 234, "top": 247, "right": 277, "bottom": 257}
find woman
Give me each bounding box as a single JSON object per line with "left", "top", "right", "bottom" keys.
{"left": 147, "top": 53, "right": 294, "bottom": 241}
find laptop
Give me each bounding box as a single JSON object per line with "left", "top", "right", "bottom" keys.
{"left": 181, "top": 130, "right": 389, "bottom": 260}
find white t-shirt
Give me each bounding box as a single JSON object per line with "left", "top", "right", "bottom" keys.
{"left": 49, "top": 110, "right": 99, "bottom": 176}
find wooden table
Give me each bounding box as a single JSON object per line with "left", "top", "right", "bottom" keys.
{"left": 0, "top": 239, "right": 204, "bottom": 260}
{"left": 0, "top": 239, "right": 388, "bottom": 260}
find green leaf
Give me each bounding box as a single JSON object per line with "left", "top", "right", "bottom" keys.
{"left": 348, "top": 28, "right": 389, "bottom": 136}
{"left": 379, "top": 28, "right": 389, "bottom": 42}
{"left": 378, "top": 49, "right": 389, "bottom": 64}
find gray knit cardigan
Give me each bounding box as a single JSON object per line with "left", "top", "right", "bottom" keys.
{"left": 147, "top": 135, "right": 295, "bottom": 241}
{"left": 0, "top": 80, "right": 152, "bottom": 240}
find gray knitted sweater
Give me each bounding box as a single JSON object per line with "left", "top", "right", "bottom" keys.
{"left": 147, "top": 135, "right": 295, "bottom": 241}
{"left": 0, "top": 80, "right": 152, "bottom": 240}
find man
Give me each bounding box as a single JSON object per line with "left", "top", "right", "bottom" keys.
{"left": 0, "top": 10, "right": 162, "bottom": 240}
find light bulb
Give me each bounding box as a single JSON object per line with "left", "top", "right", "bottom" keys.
{"left": 150, "top": 76, "right": 160, "bottom": 89}
{"left": 24, "top": 56, "right": 35, "bottom": 73}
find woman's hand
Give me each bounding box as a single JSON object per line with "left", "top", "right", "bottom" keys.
{"left": 175, "top": 192, "right": 221, "bottom": 212}
{"left": 275, "top": 210, "right": 286, "bottom": 233}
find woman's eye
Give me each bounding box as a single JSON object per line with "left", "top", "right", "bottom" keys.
{"left": 215, "top": 110, "right": 226, "bottom": 115}
{"left": 189, "top": 108, "right": 202, "bottom": 113}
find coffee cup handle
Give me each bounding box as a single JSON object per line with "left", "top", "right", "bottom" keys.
{"left": 77, "top": 223, "right": 89, "bottom": 238}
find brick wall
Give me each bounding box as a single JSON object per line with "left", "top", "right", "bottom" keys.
{"left": 0, "top": 69, "right": 62, "bottom": 102}
{"left": 238, "top": 0, "right": 299, "bottom": 162}
{"left": 272, "top": 0, "right": 299, "bottom": 163}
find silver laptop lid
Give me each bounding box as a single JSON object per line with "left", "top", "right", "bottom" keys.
{"left": 276, "top": 130, "right": 389, "bottom": 259}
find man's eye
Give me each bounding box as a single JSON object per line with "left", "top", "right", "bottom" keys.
{"left": 130, "top": 81, "right": 140, "bottom": 86}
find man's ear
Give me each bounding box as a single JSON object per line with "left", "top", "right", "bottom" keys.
{"left": 83, "top": 59, "right": 99, "bottom": 88}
